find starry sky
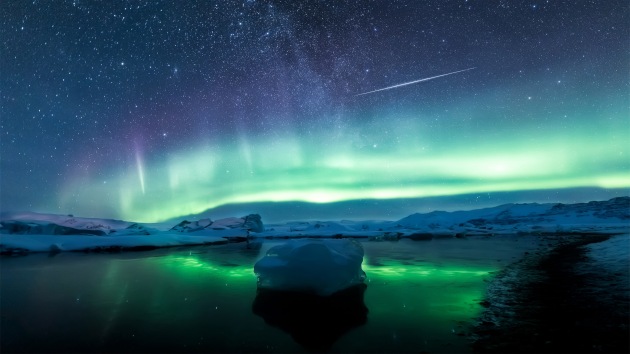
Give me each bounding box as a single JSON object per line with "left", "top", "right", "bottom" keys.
{"left": 1, "top": 1, "right": 629, "bottom": 222}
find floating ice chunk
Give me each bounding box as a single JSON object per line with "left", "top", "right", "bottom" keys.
{"left": 254, "top": 239, "right": 366, "bottom": 296}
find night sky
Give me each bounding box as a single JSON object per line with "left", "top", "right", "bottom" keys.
{"left": 1, "top": 1, "right": 629, "bottom": 222}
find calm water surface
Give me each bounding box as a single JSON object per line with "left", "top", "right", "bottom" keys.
{"left": 1, "top": 237, "right": 540, "bottom": 353}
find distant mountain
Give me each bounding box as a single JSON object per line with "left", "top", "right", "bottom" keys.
{"left": 1, "top": 197, "right": 628, "bottom": 254}
{"left": 0, "top": 212, "right": 263, "bottom": 236}
{"left": 0, "top": 212, "right": 131, "bottom": 236}
{"left": 396, "top": 197, "right": 629, "bottom": 229}
{"left": 0, "top": 213, "right": 263, "bottom": 254}
{"left": 262, "top": 197, "right": 629, "bottom": 238}
{"left": 165, "top": 187, "right": 630, "bottom": 223}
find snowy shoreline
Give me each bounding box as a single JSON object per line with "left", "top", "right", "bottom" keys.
{"left": 2, "top": 197, "right": 628, "bottom": 254}
{"left": 471, "top": 233, "right": 630, "bottom": 353}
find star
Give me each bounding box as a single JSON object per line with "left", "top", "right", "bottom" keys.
{"left": 0, "top": 0, "right": 626, "bottom": 221}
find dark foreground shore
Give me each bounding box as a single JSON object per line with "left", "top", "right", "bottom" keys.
{"left": 472, "top": 234, "right": 629, "bottom": 354}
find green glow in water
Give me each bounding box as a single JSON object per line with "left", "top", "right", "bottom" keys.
{"left": 363, "top": 263, "right": 491, "bottom": 278}
{"left": 161, "top": 255, "right": 256, "bottom": 280}
{"left": 156, "top": 245, "right": 497, "bottom": 349}
{"left": 359, "top": 257, "right": 496, "bottom": 331}
{"left": 160, "top": 251, "right": 494, "bottom": 322}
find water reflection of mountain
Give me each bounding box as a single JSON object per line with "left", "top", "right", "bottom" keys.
{"left": 252, "top": 284, "right": 368, "bottom": 351}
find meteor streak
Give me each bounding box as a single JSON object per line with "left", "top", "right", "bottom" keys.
{"left": 356, "top": 67, "right": 476, "bottom": 96}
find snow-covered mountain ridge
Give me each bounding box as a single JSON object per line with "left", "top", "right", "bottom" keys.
{"left": 396, "top": 196, "right": 629, "bottom": 229}
{"left": 0, "top": 197, "right": 628, "bottom": 253}
{"left": 0, "top": 213, "right": 263, "bottom": 254}
{"left": 261, "top": 197, "right": 629, "bottom": 238}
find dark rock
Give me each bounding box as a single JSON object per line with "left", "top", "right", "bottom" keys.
{"left": 408, "top": 233, "right": 433, "bottom": 241}
{"left": 170, "top": 218, "right": 213, "bottom": 232}
{"left": 242, "top": 214, "right": 264, "bottom": 232}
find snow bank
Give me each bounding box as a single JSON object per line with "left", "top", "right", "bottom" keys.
{"left": 0, "top": 233, "right": 227, "bottom": 253}
{"left": 0, "top": 213, "right": 260, "bottom": 253}
{"left": 254, "top": 239, "right": 366, "bottom": 296}
{"left": 584, "top": 233, "right": 630, "bottom": 275}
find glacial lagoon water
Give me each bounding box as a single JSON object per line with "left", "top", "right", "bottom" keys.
{"left": 1, "top": 236, "right": 540, "bottom": 353}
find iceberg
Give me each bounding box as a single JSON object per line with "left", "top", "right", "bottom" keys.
{"left": 254, "top": 239, "right": 366, "bottom": 296}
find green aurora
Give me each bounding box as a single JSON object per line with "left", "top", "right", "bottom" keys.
{"left": 59, "top": 102, "right": 629, "bottom": 222}
{"left": 3, "top": 1, "right": 629, "bottom": 224}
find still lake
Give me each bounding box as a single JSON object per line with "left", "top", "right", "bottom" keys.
{"left": 1, "top": 236, "right": 540, "bottom": 353}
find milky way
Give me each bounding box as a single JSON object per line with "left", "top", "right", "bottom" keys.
{"left": 1, "top": 1, "right": 628, "bottom": 222}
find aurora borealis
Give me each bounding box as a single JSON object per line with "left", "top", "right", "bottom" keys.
{"left": 1, "top": 1, "right": 629, "bottom": 222}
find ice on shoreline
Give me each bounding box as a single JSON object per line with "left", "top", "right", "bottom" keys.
{"left": 1, "top": 197, "right": 628, "bottom": 254}
{"left": 0, "top": 233, "right": 228, "bottom": 253}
